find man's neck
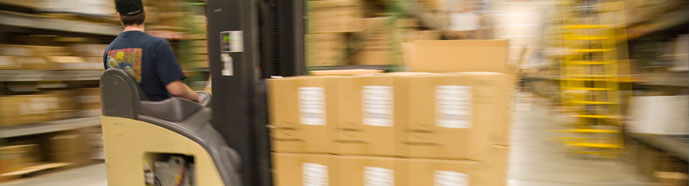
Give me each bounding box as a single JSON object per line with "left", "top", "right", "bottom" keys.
{"left": 123, "top": 25, "right": 144, "bottom": 32}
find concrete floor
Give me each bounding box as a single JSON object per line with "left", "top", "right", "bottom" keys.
{"left": 507, "top": 93, "right": 651, "bottom": 186}
{"left": 1, "top": 92, "right": 651, "bottom": 186}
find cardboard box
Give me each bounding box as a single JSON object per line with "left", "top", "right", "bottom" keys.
{"left": 268, "top": 77, "right": 337, "bottom": 153}
{"left": 14, "top": 56, "right": 57, "bottom": 70}
{"left": 407, "top": 146, "right": 509, "bottom": 186}
{"left": 307, "top": 0, "right": 363, "bottom": 33}
{"left": 337, "top": 155, "right": 406, "bottom": 186}
{"left": 44, "top": 56, "right": 88, "bottom": 70}
{"left": 332, "top": 76, "right": 398, "bottom": 156}
{"left": 45, "top": 90, "right": 79, "bottom": 120}
{"left": 397, "top": 72, "right": 513, "bottom": 160}
{"left": 353, "top": 49, "right": 389, "bottom": 66}
{"left": 307, "top": 33, "right": 346, "bottom": 66}
{"left": 48, "top": 130, "right": 93, "bottom": 167}
{"left": 272, "top": 153, "right": 337, "bottom": 186}
{"left": 0, "top": 144, "right": 41, "bottom": 173}
{"left": 0, "top": 56, "right": 20, "bottom": 70}
{"left": 405, "top": 40, "right": 512, "bottom": 74}
{"left": 71, "top": 44, "right": 108, "bottom": 57}
{"left": 78, "top": 88, "right": 102, "bottom": 116}
{"left": 0, "top": 94, "right": 54, "bottom": 126}
{"left": 0, "top": 44, "right": 69, "bottom": 57}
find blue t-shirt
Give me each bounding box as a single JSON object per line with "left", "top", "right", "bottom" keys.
{"left": 103, "top": 31, "right": 186, "bottom": 101}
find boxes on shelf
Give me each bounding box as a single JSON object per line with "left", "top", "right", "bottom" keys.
{"left": 307, "top": 0, "right": 363, "bottom": 33}
{"left": 396, "top": 72, "right": 513, "bottom": 159}
{"left": 44, "top": 56, "right": 102, "bottom": 70}
{"left": 307, "top": 33, "right": 347, "bottom": 67}
{"left": 268, "top": 76, "right": 337, "bottom": 153}
{"left": 272, "top": 153, "right": 336, "bottom": 186}
{"left": 0, "top": 56, "right": 20, "bottom": 70}
{"left": 0, "top": 45, "right": 69, "bottom": 57}
{"left": 71, "top": 44, "right": 108, "bottom": 57}
{"left": 14, "top": 56, "right": 57, "bottom": 70}
{"left": 78, "top": 88, "right": 102, "bottom": 117}
{"left": 42, "top": 0, "right": 116, "bottom": 16}
{"left": 81, "top": 126, "right": 105, "bottom": 160}
{"left": 404, "top": 40, "right": 513, "bottom": 74}
{"left": 0, "top": 144, "right": 41, "bottom": 174}
{"left": 0, "top": 94, "right": 55, "bottom": 126}
{"left": 45, "top": 90, "right": 80, "bottom": 120}
{"left": 48, "top": 130, "right": 94, "bottom": 167}
{"left": 331, "top": 75, "right": 398, "bottom": 156}
{"left": 353, "top": 17, "right": 393, "bottom": 66}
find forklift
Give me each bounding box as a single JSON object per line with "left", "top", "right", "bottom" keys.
{"left": 100, "top": 0, "right": 306, "bottom": 185}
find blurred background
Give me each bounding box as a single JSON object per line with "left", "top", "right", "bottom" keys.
{"left": 0, "top": 0, "right": 686, "bottom": 185}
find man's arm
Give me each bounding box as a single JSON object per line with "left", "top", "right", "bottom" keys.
{"left": 166, "top": 80, "right": 200, "bottom": 103}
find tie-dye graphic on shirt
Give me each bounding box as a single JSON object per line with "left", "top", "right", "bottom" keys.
{"left": 106, "top": 48, "right": 143, "bottom": 82}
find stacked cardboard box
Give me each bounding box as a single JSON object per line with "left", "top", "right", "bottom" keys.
{"left": 270, "top": 40, "right": 512, "bottom": 186}
{"left": 78, "top": 88, "right": 101, "bottom": 117}
{"left": 307, "top": 33, "right": 347, "bottom": 67}
{"left": 0, "top": 144, "right": 41, "bottom": 174}
{"left": 306, "top": 0, "right": 364, "bottom": 67}
{"left": 269, "top": 74, "right": 512, "bottom": 186}
{"left": 354, "top": 17, "right": 392, "bottom": 66}
{"left": 308, "top": 0, "right": 364, "bottom": 34}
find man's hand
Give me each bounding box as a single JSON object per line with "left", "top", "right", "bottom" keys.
{"left": 166, "top": 80, "right": 200, "bottom": 103}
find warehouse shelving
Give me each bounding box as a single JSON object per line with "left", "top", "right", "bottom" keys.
{"left": 0, "top": 117, "right": 101, "bottom": 138}
{"left": 0, "top": 70, "right": 104, "bottom": 82}
{"left": 0, "top": 11, "right": 120, "bottom": 36}
{"left": 625, "top": 6, "right": 689, "bottom": 41}
{"left": 636, "top": 72, "right": 688, "bottom": 87}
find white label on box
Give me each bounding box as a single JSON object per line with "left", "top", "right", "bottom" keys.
{"left": 302, "top": 163, "right": 328, "bottom": 186}
{"left": 362, "top": 86, "right": 393, "bottom": 127}
{"left": 299, "top": 87, "right": 326, "bottom": 125}
{"left": 436, "top": 86, "right": 472, "bottom": 128}
{"left": 434, "top": 171, "right": 469, "bottom": 186}
{"left": 364, "top": 167, "right": 394, "bottom": 186}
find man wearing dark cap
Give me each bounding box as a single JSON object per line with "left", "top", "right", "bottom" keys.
{"left": 103, "top": 0, "right": 199, "bottom": 102}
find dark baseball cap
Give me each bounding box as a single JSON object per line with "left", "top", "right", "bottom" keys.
{"left": 115, "top": 0, "right": 144, "bottom": 16}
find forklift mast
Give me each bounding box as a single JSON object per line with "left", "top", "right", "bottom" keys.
{"left": 205, "top": 0, "right": 305, "bottom": 185}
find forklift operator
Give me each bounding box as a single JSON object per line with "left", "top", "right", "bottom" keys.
{"left": 103, "top": 0, "right": 200, "bottom": 102}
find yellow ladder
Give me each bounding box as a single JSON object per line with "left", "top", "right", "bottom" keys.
{"left": 554, "top": 0, "right": 630, "bottom": 158}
